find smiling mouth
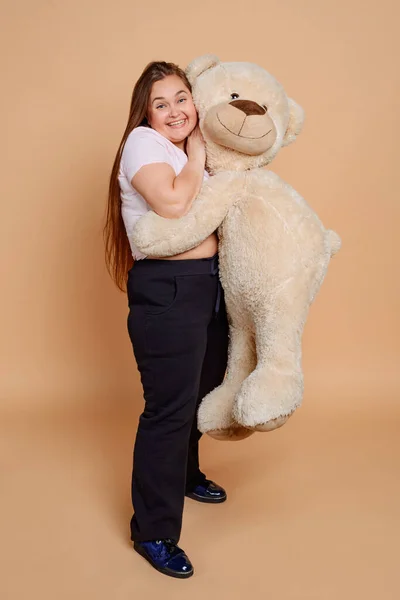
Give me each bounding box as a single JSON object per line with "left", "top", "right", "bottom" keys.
{"left": 168, "top": 119, "right": 187, "bottom": 127}
{"left": 217, "top": 114, "right": 272, "bottom": 139}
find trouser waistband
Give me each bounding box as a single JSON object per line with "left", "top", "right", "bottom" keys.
{"left": 133, "top": 253, "right": 219, "bottom": 277}
{"left": 132, "top": 253, "right": 222, "bottom": 316}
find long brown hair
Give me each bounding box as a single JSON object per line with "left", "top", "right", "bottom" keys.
{"left": 104, "top": 61, "right": 192, "bottom": 292}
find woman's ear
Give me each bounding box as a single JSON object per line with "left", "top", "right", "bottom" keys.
{"left": 282, "top": 98, "right": 305, "bottom": 147}
{"left": 185, "top": 54, "right": 220, "bottom": 86}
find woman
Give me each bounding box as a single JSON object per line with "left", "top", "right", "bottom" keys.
{"left": 104, "top": 62, "right": 229, "bottom": 579}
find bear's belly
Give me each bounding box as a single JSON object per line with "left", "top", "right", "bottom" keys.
{"left": 218, "top": 194, "right": 327, "bottom": 314}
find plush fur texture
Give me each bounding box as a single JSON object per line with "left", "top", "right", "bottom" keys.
{"left": 131, "top": 55, "right": 341, "bottom": 441}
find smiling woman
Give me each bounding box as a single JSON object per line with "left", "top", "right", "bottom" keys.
{"left": 103, "top": 61, "right": 229, "bottom": 579}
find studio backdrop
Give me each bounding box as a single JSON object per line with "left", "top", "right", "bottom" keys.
{"left": 1, "top": 0, "right": 399, "bottom": 415}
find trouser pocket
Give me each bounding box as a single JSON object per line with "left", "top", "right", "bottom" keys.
{"left": 144, "top": 273, "right": 216, "bottom": 357}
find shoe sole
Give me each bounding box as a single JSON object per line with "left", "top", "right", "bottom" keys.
{"left": 185, "top": 492, "right": 227, "bottom": 504}
{"left": 133, "top": 542, "right": 194, "bottom": 579}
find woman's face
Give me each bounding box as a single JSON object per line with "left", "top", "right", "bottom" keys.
{"left": 147, "top": 75, "right": 198, "bottom": 148}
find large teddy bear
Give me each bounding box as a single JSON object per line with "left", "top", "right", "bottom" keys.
{"left": 132, "top": 55, "right": 341, "bottom": 441}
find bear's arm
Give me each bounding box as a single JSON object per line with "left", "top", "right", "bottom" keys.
{"left": 131, "top": 171, "right": 240, "bottom": 257}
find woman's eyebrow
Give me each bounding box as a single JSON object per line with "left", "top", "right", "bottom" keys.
{"left": 151, "top": 90, "right": 188, "bottom": 104}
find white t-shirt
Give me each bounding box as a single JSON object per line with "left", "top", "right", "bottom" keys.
{"left": 118, "top": 126, "right": 209, "bottom": 260}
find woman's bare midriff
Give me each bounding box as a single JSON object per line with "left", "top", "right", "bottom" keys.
{"left": 147, "top": 232, "right": 218, "bottom": 260}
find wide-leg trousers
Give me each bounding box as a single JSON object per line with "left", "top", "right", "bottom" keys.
{"left": 126, "top": 253, "right": 229, "bottom": 543}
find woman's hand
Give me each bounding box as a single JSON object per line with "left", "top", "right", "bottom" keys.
{"left": 186, "top": 125, "right": 206, "bottom": 167}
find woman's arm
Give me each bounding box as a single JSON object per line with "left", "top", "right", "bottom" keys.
{"left": 131, "top": 171, "right": 241, "bottom": 257}
{"left": 131, "top": 126, "right": 206, "bottom": 219}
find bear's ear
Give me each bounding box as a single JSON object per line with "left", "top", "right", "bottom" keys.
{"left": 282, "top": 98, "right": 305, "bottom": 147}
{"left": 185, "top": 54, "right": 220, "bottom": 86}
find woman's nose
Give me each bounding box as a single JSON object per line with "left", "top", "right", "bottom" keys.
{"left": 168, "top": 105, "right": 180, "bottom": 117}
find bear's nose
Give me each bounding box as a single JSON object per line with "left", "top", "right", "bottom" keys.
{"left": 229, "top": 99, "right": 266, "bottom": 116}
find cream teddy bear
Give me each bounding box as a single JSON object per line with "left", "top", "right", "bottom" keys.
{"left": 131, "top": 55, "right": 341, "bottom": 441}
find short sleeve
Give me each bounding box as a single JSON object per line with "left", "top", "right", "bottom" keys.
{"left": 121, "top": 128, "right": 173, "bottom": 183}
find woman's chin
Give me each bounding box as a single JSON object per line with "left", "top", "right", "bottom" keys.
{"left": 166, "top": 129, "right": 189, "bottom": 146}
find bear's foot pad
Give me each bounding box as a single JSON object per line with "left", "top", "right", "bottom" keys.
{"left": 250, "top": 413, "right": 294, "bottom": 432}
{"left": 206, "top": 426, "right": 254, "bottom": 441}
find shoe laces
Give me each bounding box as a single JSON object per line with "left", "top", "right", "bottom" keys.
{"left": 154, "top": 538, "right": 177, "bottom": 560}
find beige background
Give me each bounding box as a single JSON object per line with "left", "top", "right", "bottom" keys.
{"left": 1, "top": 0, "right": 399, "bottom": 598}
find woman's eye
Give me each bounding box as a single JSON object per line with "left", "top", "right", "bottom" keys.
{"left": 156, "top": 104, "right": 166, "bottom": 109}
{"left": 230, "top": 93, "right": 240, "bottom": 100}
{"left": 178, "top": 97, "right": 186, "bottom": 103}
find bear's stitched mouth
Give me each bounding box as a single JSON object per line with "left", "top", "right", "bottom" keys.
{"left": 217, "top": 114, "right": 272, "bottom": 140}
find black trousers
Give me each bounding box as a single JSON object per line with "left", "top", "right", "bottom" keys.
{"left": 127, "top": 254, "right": 229, "bottom": 543}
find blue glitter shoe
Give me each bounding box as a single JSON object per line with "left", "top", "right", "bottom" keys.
{"left": 186, "top": 480, "right": 227, "bottom": 504}
{"left": 133, "top": 539, "right": 194, "bottom": 579}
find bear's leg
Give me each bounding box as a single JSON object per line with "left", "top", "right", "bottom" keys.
{"left": 197, "top": 326, "right": 256, "bottom": 441}
{"left": 233, "top": 313, "right": 304, "bottom": 432}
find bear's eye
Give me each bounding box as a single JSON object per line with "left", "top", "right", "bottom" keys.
{"left": 230, "top": 93, "right": 240, "bottom": 100}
